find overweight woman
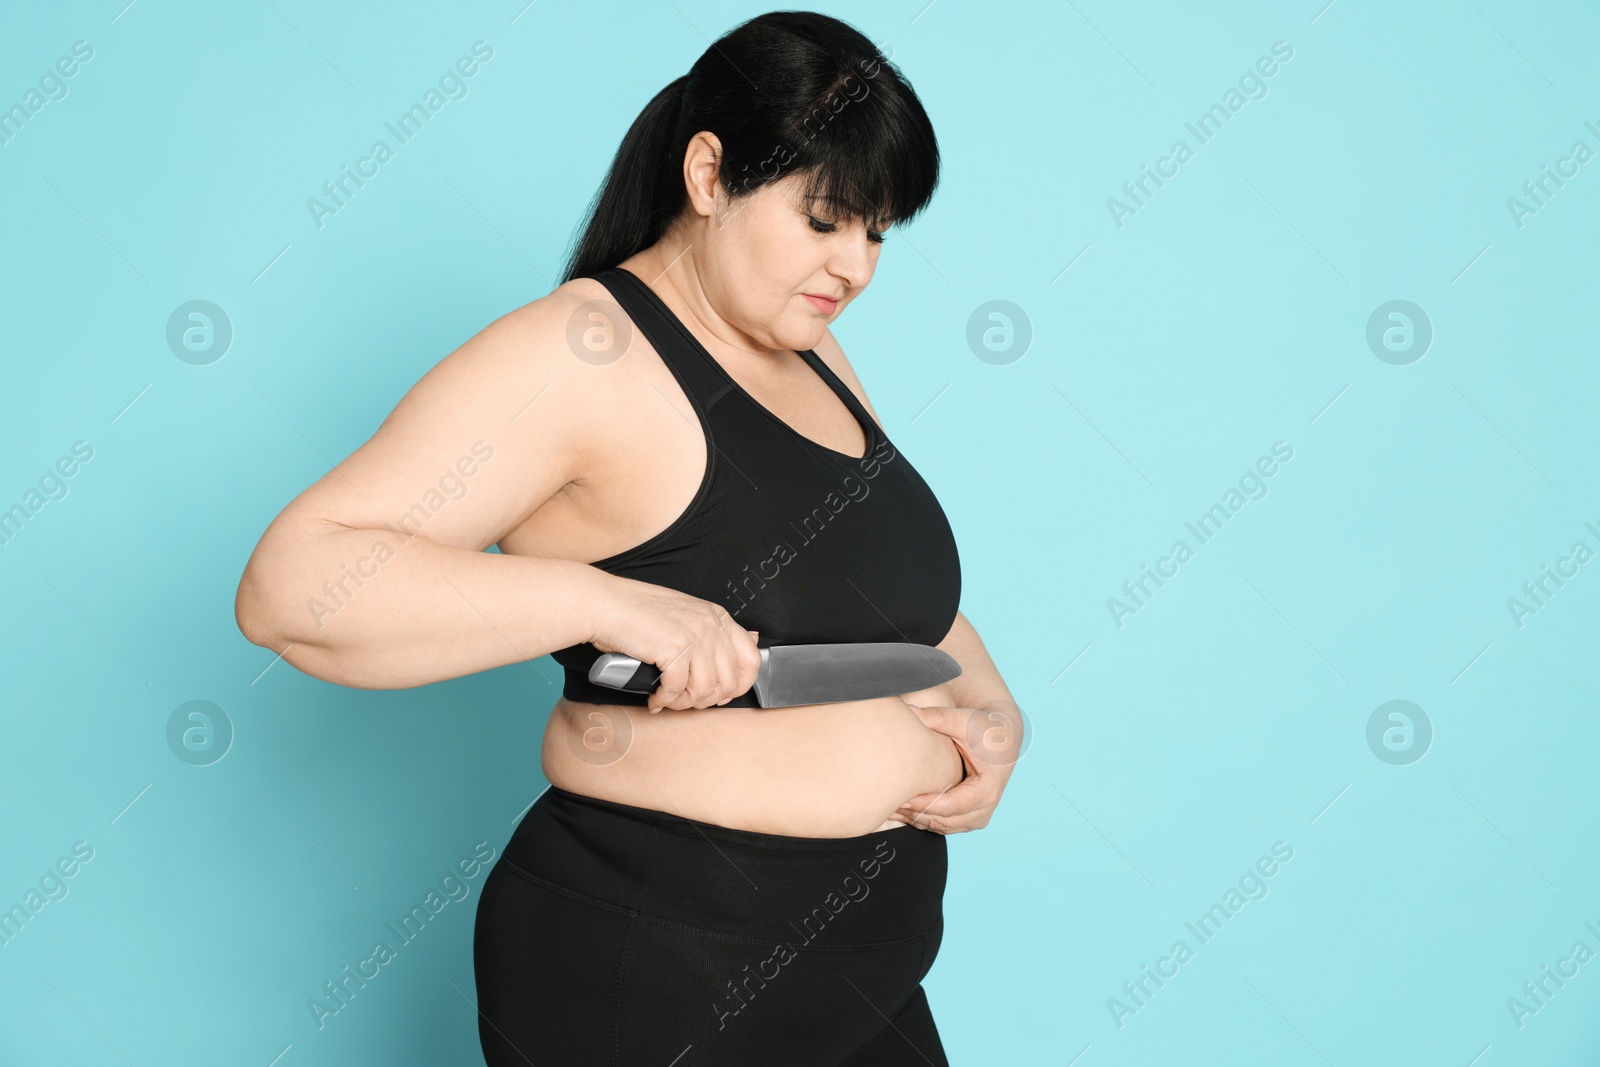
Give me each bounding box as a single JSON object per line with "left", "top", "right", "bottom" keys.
{"left": 235, "top": 11, "right": 1021, "bottom": 1065}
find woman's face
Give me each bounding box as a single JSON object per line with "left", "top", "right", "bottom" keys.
{"left": 676, "top": 134, "right": 891, "bottom": 355}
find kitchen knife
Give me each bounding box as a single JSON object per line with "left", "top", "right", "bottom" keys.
{"left": 588, "top": 642, "right": 961, "bottom": 708}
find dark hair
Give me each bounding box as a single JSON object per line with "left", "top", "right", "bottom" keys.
{"left": 558, "top": 10, "right": 940, "bottom": 284}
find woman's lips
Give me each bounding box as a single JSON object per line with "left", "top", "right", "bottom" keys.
{"left": 803, "top": 294, "right": 838, "bottom": 314}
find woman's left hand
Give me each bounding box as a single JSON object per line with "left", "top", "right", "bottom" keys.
{"left": 889, "top": 701, "right": 1024, "bottom": 834}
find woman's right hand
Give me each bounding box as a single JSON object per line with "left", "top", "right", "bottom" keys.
{"left": 586, "top": 574, "right": 763, "bottom": 712}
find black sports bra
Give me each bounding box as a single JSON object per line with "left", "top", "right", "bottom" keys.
{"left": 548, "top": 266, "right": 961, "bottom": 706}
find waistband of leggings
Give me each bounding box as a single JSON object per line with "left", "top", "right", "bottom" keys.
{"left": 542, "top": 783, "right": 924, "bottom": 852}
{"left": 498, "top": 784, "right": 946, "bottom": 943}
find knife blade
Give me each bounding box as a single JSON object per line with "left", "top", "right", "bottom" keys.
{"left": 588, "top": 642, "right": 961, "bottom": 708}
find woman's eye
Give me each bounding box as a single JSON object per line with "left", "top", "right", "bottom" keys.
{"left": 808, "top": 215, "right": 888, "bottom": 243}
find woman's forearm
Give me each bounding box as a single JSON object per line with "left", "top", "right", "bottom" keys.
{"left": 235, "top": 520, "right": 609, "bottom": 690}
{"left": 938, "top": 611, "right": 1025, "bottom": 763}
{"left": 939, "top": 612, "right": 1015, "bottom": 710}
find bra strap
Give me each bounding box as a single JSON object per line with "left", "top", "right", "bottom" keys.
{"left": 588, "top": 267, "right": 728, "bottom": 413}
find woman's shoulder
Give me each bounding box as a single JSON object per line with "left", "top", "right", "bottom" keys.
{"left": 393, "top": 277, "right": 638, "bottom": 477}
{"left": 458, "top": 275, "right": 635, "bottom": 387}
{"left": 499, "top": 275, "right": 618, "bottom": 342}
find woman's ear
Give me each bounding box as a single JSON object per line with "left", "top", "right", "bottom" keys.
{"left": 682, "top": 130, "right": 725, "bottom": 219}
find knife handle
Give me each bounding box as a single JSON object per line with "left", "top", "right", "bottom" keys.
{"left": 589, "top": 649, "right": 770, "bottom": 695}
{"left": 588, "top": 654, "right": 663, "bottom": 694}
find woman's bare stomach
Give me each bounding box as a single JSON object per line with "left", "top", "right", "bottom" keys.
{"left": 541, "top": 680, "right": 964, "bottom": 838}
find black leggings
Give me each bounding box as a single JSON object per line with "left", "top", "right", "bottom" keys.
{"left": 473, "top": 784, "right": 950, "bottom": 1066}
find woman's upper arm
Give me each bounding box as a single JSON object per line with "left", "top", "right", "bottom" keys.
{"left": 258, "top": 293, "right": 603, "bottom": 554}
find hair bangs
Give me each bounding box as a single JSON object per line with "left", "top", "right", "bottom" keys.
{"left": 782, "top": 74, "right": 938, "bottom": 230}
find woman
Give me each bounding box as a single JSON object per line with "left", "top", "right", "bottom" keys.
{"left": 235, "top": 10, "right": 1021, "bottom": 1065}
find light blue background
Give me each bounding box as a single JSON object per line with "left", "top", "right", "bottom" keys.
{"left": 2, "top": 0, "right": 1597, "bottom": 1063}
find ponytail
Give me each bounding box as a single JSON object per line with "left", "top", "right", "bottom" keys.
{"left": 558, "top": 74, "right": 689, "bottom": 284}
